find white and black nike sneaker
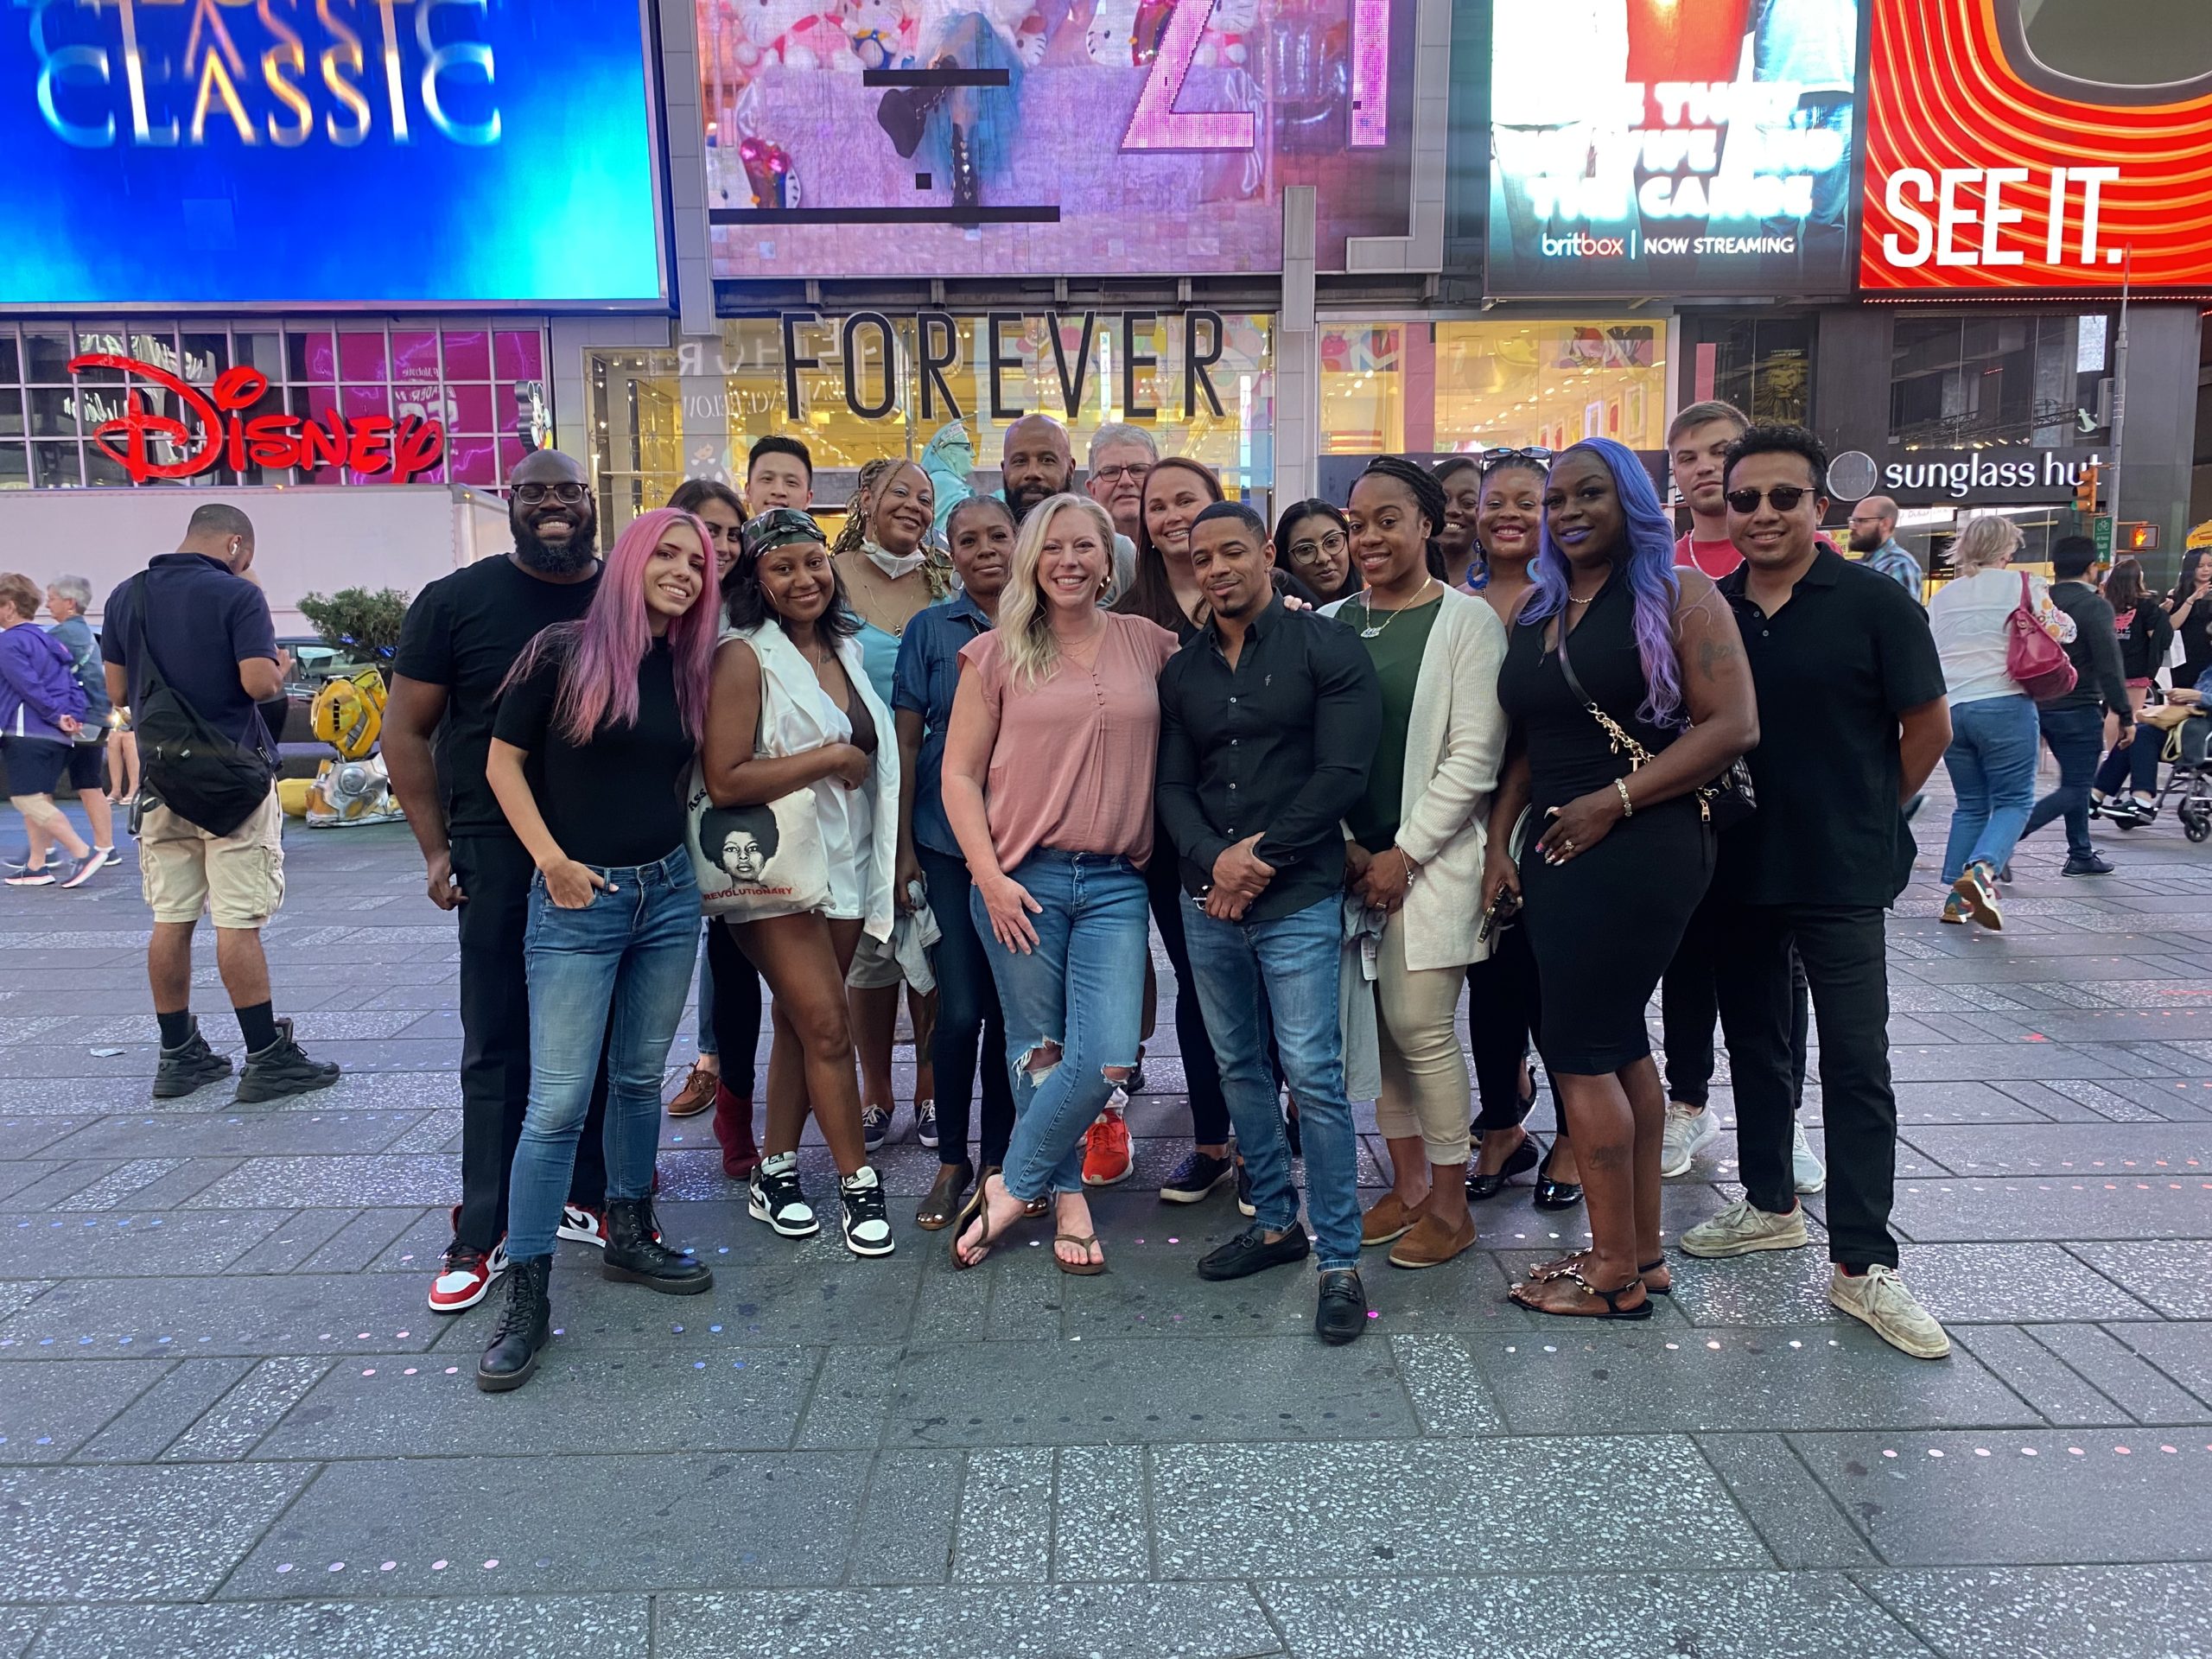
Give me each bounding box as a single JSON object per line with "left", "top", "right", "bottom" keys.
{"left": 748, "top": 1151, "right": 818, "bottom": 1238}
{"left": 839, "top": 1165, "right": 895, "bottom": 1257}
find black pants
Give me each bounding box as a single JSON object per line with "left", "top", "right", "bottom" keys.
{"left": 919, "top": 845, "right": 1014, "bottom": 1169}
{"left": 450, "top": 834, "right": 607, "bottom": 1251}
{"left": 2024, "top": 702, "right": 2102, "bottom": 862}
{"left": 1465, "top": 918, "right": 1543, "bottom": 1134}
{"left": 1145, "top": 849, "right": 1231, "bottom": 1145}
{"left": 1713, "top": 901, "right": 1898, "bottom": 1269}
{"left": 1662, "top": 892, "right": 1808, "bottom": 1109}
{"left": 703, "top": 917, "right": 762, "bottom": 1096}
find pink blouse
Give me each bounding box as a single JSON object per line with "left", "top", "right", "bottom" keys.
{"left": 959, "top": 612, "right": 1181, "bottom": 870}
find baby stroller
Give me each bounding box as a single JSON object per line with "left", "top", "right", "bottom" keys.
{"left": 2142, "top": 702, "right": 2212, "bottom": 843}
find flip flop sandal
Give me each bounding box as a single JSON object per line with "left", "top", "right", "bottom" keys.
{"left": 950, "top": 1188, "right": 997, "bottom": 1270}
{"left": 1054, "top": 1232, "right": 1106, "bottom": 1275}
{"left": 1510, "top": 1263, "right": 1654, "bottom": 1321}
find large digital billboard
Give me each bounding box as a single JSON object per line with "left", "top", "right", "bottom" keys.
{"left": 1860, "top": 0, "right": 2212, "bottom": 291}
{"left": 3, "top": 0, "right": 665, "bottom": 307}
{"left": 1484, "top": 0, "right": 1859, "bottom": 296}
{"left": 699, "top": 0, "right": 1416, "bottom": 279}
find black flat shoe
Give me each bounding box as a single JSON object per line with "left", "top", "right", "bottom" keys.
{"left": 1532, "top": 1145, "right": 1583, "bottom": 1211}
{"left": 1466, "top": 1133, "right": 1543, "bottom": 1200}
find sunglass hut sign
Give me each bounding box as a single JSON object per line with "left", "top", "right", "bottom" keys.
{"left": 1828, "top": 446, "right": 2105, "bottom": 505}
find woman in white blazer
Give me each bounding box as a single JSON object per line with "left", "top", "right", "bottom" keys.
{"left": 1327, "top": 458, "right": 1510, "bottom": 1271}
{"left": 701, "top": 509, "right": 900, "bottom": 1261}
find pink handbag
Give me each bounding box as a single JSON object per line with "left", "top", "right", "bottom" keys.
{"left": 2006, "top": 571, "right": 2078, "bottom": 703}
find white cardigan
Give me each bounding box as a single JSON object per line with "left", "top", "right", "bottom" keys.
{"left": 1325, "top": 587, "right": 1510, "bottom": 971}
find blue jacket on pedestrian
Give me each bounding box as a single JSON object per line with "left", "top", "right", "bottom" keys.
{"left": 0, "top": 622, "right": 87, "bottom": 743}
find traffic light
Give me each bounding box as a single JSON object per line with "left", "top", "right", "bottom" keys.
{"left": 2125, "top": 522, "right": 2161, "bottom": 553}
{"left": 2074, "top": 461, "right": 2101, "bottom": 515}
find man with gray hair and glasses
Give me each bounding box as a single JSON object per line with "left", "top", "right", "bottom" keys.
{"left": 1084, "top": 422, "right": 1157, "bottom": 546}
{"left": 42, "top": 573, "right": 117, "bottom": 865}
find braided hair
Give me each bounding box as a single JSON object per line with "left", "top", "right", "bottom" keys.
{"left": 1356, "top": 455, "right": 1451, "bottom": 582}
{"left": 830, "top": 458, "right": 895, "bottom": 557}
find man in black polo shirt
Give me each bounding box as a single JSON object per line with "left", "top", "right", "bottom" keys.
{"left": 1156, "top": 502, "right": 1382, "bottom": 1344}
{"left": 385, "top": 450, "right": 612, "bottom": 1314}
{"left": 1680, "top": 425, "right": 1957, "bottom": 1361}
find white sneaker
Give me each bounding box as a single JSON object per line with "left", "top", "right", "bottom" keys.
{"left": 1790, "top": 1120, "right": 1827, "bottom": 1194}
{"left": 1660, "top": 1102, "right": 1719, "bottom": 1177}
{"left": 1679, "top": 1198, "right": 1809, "bottom": 1259}
{"left": 1830, "top": 1263, "right": 1950, "bottom": 1359}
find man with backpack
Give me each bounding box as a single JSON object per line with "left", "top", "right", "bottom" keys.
{"left": 100, "top": 504, "right": 340, "bottom": 1103}
{"left": 0, "top": 571, "right": 98, "bottom": 888}
{"left": 42, "top": 574, "right": 118, "bottom": 870}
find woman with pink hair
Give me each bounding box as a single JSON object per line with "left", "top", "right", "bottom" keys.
{"left": 475, "top": 508, "right": 723, "bottom": 1393}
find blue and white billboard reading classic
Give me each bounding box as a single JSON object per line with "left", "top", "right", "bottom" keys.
{"left": 5, "top": 0, "right": 664, "bottom": 306}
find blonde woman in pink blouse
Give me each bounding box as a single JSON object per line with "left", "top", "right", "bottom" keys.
{"left": 940, "top": 494, "right": 1180, "bottom": 1275}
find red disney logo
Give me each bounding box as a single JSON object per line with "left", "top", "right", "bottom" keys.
{"left": 69, "top": 355, "right": 447, "bottom": 486}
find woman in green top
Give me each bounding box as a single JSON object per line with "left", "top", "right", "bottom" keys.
{"left": 1327, "top": 457, "right": 1510, "bottom": 1272}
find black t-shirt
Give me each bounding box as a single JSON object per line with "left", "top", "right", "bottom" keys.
{"left": 490, "top": 637, "right": 693, "bottom": 868}
{"left": 1718, "top": 550, "right": 1948, "bottom": 909}
{"left": 101, "top": 554, "right": 280, "bottom": 758}
{"left": 392, "top": 556, "right": 601, "bottom": 838}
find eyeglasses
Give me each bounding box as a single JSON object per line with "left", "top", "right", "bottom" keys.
{"left": 1090, "top": 462, "right": 1150, "bottom": 484}
{"left": 1482, "top": 447, "right": 1555, "bottom": 467}
{"left": 1287, "top": 529, "right": 1349, "bottom": 561}
{"left": 1725, "top": 486, "right": 1814, "bottom": 514}
{"left": 515, "top": 481, "right": 589, "bottom": 505}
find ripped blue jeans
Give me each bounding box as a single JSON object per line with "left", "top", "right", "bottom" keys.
{"left": 972, "top": 849, "right": 1150, "bottom": 1202}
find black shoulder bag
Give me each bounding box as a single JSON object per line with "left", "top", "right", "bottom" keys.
{"left": 1553, "top": 609, "right": 1755, "bottom": 831}
{"left": 124, "top": 574, "right": 276, "bottom": 838}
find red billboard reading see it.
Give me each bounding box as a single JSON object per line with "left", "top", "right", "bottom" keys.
{"left": 1859, "top": 0, "right": 2212, "bottom": 291}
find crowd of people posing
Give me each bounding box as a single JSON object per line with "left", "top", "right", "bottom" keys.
{"left": 381, "top": 396, "right": 2134, "bottom": 1396}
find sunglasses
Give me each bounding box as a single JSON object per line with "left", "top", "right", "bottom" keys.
{"left": 1725, "top": 486, "right": 1815, "bottom": 514}
{"left": 515, "top": 480, "right": 588, "bottom": 505}
{"left": 1482, "top": 447, "right": 1554, "bottom": 466}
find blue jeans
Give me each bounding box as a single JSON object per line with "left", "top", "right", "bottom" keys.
{"left": 2024, "top": 703, "right": 2104, "bottom": 861}
{"left": 2094, "top": 719, "right": 2164, "bottom": 799}
{"left": 1940, "top": 695, "right": 2041, "bottom": 883}
{"left": 920, "top": 844, "right": 1014, "bottom": 1169}
{"left": 508, "top": 848, "right": 699, "bottom": 1262}
{"left": 973, "top": 849, "right": 1149, "bottom": 1203}
{"left": 1182, "top": 893, "right": 1363, "bottom": 1271}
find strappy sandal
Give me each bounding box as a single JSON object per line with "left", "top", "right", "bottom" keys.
{"left": 1641, "top": 1256, "right": 1673, "bottom": 1295}
{"left": 1525, "top": 1249, "right": 1590, "bottom": 1283}
{"left": 1510, "top": 1262, "right": 1654, "bottom": 1321}
{"left": 915, "top": 1163, "right": 973, "bottom": 1231}
{"left": 1054, "top": 1233, "right": 1106, "bottom": 1275}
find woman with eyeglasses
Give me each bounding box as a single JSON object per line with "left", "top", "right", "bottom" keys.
{"left": 1483, "top": 438, "right": 1757, "bottom": 1321}
{"left": 701, "top": 507, "right": 900, "bottom": 1258}
{"left": 1274, "top": 499, "right": 1362, "bottom": 607}
{"left": 1459, "top": 450, "right": 1577, "bottom": 1206}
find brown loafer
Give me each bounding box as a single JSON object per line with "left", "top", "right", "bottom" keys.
{"left": 1388, "top": 1210, "right": 1477, "bottom": 1270}
{"left": 1361, "top": 1192, "right": 1421, "bottom": 1248}
{"left": 915, "top": 1163, "right": 974, "bottom": 1231}
{"left": 666, "top": 1063, "right": 717, "bottom": 1117}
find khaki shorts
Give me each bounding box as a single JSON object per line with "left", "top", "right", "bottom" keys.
{"left": 141, "top": 789, "right": 286, "bottom": 929}
{"left": 845, "top": 925, "right": 905, "bottom": 990}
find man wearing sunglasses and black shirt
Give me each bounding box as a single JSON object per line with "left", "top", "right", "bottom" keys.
{"left": 1678, "top": 424, "right": 1957, "bottom": 1361}
{"left": 385, "top": 450, "right": 617, "bottom": 1314}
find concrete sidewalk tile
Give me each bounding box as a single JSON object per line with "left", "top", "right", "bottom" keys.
{"left": 1886, "top": 1177, "right": 2212, "bottom": 1243}
{"left": 844, "top": 1451, "right": 961, "bottom": 1586}
{"left": 794, "top": 1342, "right": 898, "bottom": 1450}
{"left": 0, "top": 1273, "right": 445, "bottom": 1360}
{"left": 73, "top": 1357, "right": 256, "bottom": 1462}
{"left": 1052, "top": 1444, "right": 1148, "bottom": 1582}
{"left": 0, "top": 1359, "right": 163, "bottom": 1463}
{"left": 2065, "top": 1241, "right": 2212, "bottom": 1319}
{"left": 296, "top": 1209, "right": 424, "bottom": 1274}
{"left": 1900, "top": 1121, "right": 2211, "bottom": 1178}
{"left": 1389, "top": 1333, "right": 1505, "bottom": 1436}
{"left": 26, "top": 1596, "right": 652, "bottom": 1659}
{"left": 950, "top": 1446, "right": 1053, "bottom": 1584}
{"left": 222, "top": 1209, "right": 365, "bottom": 1274}
{"left": 1256, "top": 1572, "right": 1926, "bottom": 1659}
{"left": 0, "top": 1463, "right": 309, "bottom": 1601}
{"left": 162, "top": 1357, "right": 333, "bottom": 1460}
{"left": 1666, "top": 1243, "right": 2152, "bottom": 1327}
{"left": 183, "top": 1154, "right": 461, "bottom": 1211}
{"left": 2110, "top": 1320, "right": 2212, "bottom": 1409}
{"left": 1792, "top": 1429, "right": 2212, "bottom": 1567}
{"left": 1891, "top": 1083, "right": 2056, "bottom": 1126}
{"left": 0, "top": 1281, "right": 49, "bottom": 1320}
{"left": 2026, "top": 1324, "right": 2212, "bottom": 1423}
{"left": 1857, "top": 1564, "right": 2212, "bottom": 1659}
{"left": 0, "top": 1210, "right": 289, "bottom": 1278}
{"left": 1154, "top": 1437, "right": 1768, "bottom": 1577}
{"left": 1695, "top": 1434, "right": 1884, "bottom": 1568}
{"left": 41, "top": 1109, "right": 428, "bottom": 1160}
{"left": 1951, "top": 1326, "right": 2133, "bottom": 1427}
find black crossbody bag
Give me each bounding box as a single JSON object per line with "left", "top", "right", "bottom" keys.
{"left": 124, "top": 574, "right": 276, "bottom": 838}
{"left": 1554, "top": 611, "right": 1755, "bottom": 831}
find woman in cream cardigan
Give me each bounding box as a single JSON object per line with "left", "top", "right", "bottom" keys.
{"left": 1327, "top": 457, "right": 1509, "bottom": 1270}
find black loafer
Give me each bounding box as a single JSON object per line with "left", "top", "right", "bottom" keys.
{"left": 1197, "top": 1222, "right": 1312, "bottom": 1281}
{"left": 1315, "top": 1268, "right": 1367, "bottom": 1344}
{"left": 1467, "top": 1133, "right": 1543, "bottom": 1200}
{"left": 1533, "top": 1145, "right": 1583, "bottom": 1211}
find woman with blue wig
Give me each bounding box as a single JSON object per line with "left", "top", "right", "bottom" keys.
{"left": 1482, "top": 438, "right": 1758, "bottom": 1321}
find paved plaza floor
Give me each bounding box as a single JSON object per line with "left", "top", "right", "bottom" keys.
{"left": 1, "top": 788, "right": 2209, "bottom": 1658}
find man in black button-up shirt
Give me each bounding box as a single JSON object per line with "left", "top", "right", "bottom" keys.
{"left": 1679, "top": 425, "right": 1957, "bottom": 1363}
{"left": 1157, "top": 503, "right": 1382, "bottom": 1344}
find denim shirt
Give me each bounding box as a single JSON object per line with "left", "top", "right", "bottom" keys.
{"left": 892, "top": 590, "right": 994, "bottom": 859}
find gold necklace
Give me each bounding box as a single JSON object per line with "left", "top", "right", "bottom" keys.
{"left": 1356, "top": 579, "right": 1436, "bottom": 639}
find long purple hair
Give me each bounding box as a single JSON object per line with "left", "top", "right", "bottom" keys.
{"left": 504, "top": 507, "right": 720, "bottom": 746}
{"left": 1520, "top": 437, "right": 1685, "bottom": 727}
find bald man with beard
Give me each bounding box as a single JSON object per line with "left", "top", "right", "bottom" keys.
{"left": 1000, "top": 414, "right": 1137, "bottom": 599}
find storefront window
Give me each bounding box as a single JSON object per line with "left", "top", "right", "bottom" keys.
{"left": 1890, "top": 313, "right": 2112, "bottom": 452}
{"left": 0, "top": 320, "right": 547, "bottom": 489}
{"left": 1696, "top": 317, "right": 1813, "bottom": 426}
{"left": 1321, "top": 318, "right": 1670, "bottom": 457}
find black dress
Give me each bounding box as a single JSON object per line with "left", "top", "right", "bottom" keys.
{"left": 1497, "top": 567, "right": 1713, "bottom": 1074}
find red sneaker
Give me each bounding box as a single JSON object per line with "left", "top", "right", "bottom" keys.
{"left": 1082, "top": 1096, "right": 1133, "bottom": 1186}
{"left": 714, "top": 1082, "right": 760, "bottom": 1180}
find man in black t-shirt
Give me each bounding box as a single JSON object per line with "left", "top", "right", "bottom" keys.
{"left": 385, "top": 450, "right": 612, "bottom": 1313}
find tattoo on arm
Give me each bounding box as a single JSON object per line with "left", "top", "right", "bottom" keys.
{"left": 1695, "top": 633, "right": 1739, "bottom": 680}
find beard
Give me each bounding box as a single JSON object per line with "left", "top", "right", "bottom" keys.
{"left": 1848, "top": 526, "right": 1882, "bottom": 552}
{"left": 512, "top": 505, "right": 600, "bottom": 574}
